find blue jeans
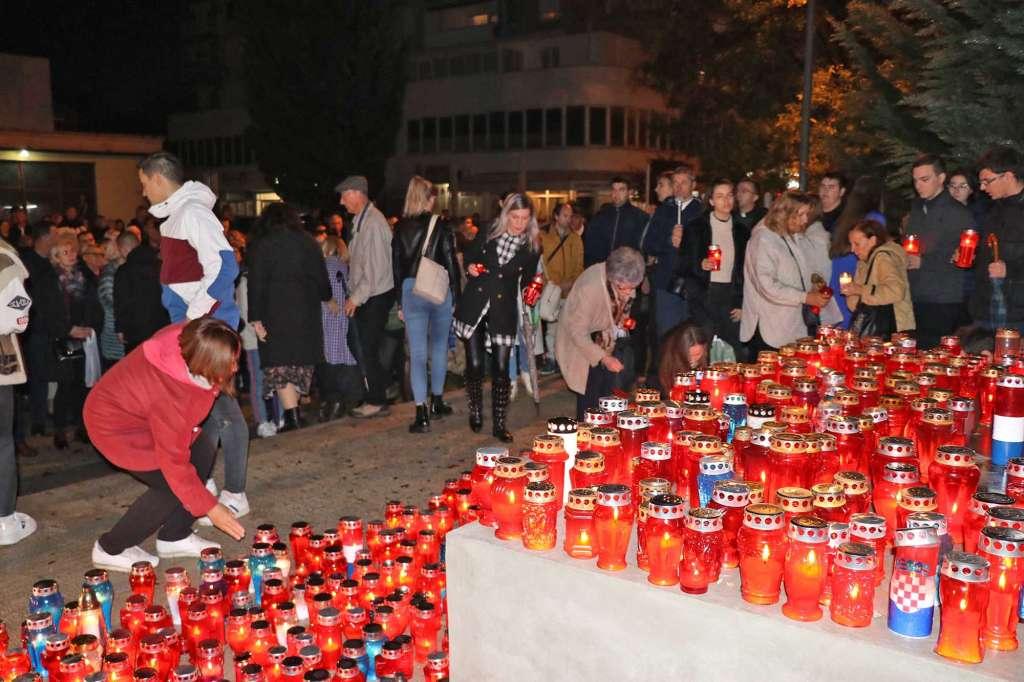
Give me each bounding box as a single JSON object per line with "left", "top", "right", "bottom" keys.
{"left": 401, "top": 278, "right": 453, "bottom": 405}
{"left": 246, "top": 349, "right": 268, "bottom": 425}
{"left": 201, "top": 393, "right": 249, "bottom": 493}
{"left": 654, "top": 289, "right": 689, "bottom": 339}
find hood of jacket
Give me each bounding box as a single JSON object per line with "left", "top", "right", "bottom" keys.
{"left": 141, "top": 321, "right": 212, "bottom": 390}
{"left": 148, "top": 181, "right": 218, "bottom": 220}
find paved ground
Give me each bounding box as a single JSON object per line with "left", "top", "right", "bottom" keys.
{"left": 0, "top": 377, "right": 574, "bottom": 629}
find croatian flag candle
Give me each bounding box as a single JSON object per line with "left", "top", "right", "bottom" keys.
{"left": 992, "top": 375, "right": 1024, "bottom": 466}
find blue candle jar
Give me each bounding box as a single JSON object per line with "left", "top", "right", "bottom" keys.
{"left": 199, "top": 546, "right": 225, "bottom": 573}
{"left": 82, "top": 570, "right": 113, "bottom": 632}
{"left": 697, "top": 454, "right": 734, "bottom": 508}
{"left": 361, "top": 623, "right": 386, "bottom": 682}
{"left": 29, "top": 580, "right": 64, "bottom": 631}
{"left": 723, "top": 393, "right": 747, "bottom": 442}
{"left": 24, "top": 611, "right": 55, "bottom": 673}
{"left": 248, "top": 543, "right": 276, "bottom": 607}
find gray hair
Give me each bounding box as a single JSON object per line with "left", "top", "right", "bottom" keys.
{"left": 138, "top": 152, "right": 185, "bottom": 185}
{"left": 606, "top": 247, "right": 645, "bottom": 286}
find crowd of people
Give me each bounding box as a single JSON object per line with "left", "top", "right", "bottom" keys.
{"left": 0, "top": 143, "right": 1020, "bottom": 561}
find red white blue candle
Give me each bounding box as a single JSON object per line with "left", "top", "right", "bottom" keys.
{"left": 992, "top": 375, "right": 1024, "bottom": 466}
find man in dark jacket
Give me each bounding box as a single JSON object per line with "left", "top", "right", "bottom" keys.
{"left": 905, "top": 154, "right": 974, "bottom": 349}
{"left": 641, "top": 164, "right": 704, "bottom": 339}
{"left": 19, "top": 221, "right": 57, "bottom": 435}
{"left": 970, "top": 146, "right": 1024, "bottom": 333}
{"left": 583, "top": 177, "right": 648, "bottom": 267}
{"left": 113, "top": 231, "right": 169, "bottom": 353}
{"left": 733, "top": 178, "right": 767, "bottom": 232}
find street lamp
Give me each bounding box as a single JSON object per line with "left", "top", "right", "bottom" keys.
{"left": 798, "top": 0, "right": 815, "bottom": 191}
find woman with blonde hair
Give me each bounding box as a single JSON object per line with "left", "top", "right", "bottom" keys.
{"left": 392, "top": 176, "right": 461, "bottom": 433}
{"left": 453, "top": 193, "right": 541, "bottom": 441}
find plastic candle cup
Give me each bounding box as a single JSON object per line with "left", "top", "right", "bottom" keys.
{"left": 128, "top": 562, "right": 156, "bottom": 606}
{"left": 730, "top": 426, "right": 752, "bottom": 479}
{"left": 925, "top": 445, "right": 979, "bottom": 545}
{"left": 570, "top": 451, "right": 607, "bottom": 490}
{"left": 563, "top": 488, "right": 597, "bottom": 559}
{"left": 849, "top": 513, "right": 888, "bottom": 586}
{"left": 635, "top": 401, "right": 670, "bottom": 443}
{"left": 954, "top": 229, "right": 979, "bottom": 267}
{"left": 834, "top": 471, "right": 870, "bottom": 516}
{"left": 57, "top": 654, "right": 87, "bottom": 682}
{"left": 870, "top": 436, "right": 916, "bottom": 490}
{"left": 775, "top": 486, "right": 813, "bottom": 527}
{"left": 964, "top": 492, "right": 1014, "bottom": 553}
{"left": 521, "top": 481, "right": 558, "bottom": 551}
{"left": 935, "top": 551, "right": 990, "bottom": 664}
{"left": 992, "top": 374, "right": 1024, "bottom": 466}
{"left": 490, "top": 456, "right": 527, "bottom": 541}
{"left": 588, "top": 427, "right": 625, "bottom": 488}
{"left": 914, "top": 407, "right": 954, "bottom": 484}
{"left": 888, "top": 526, "right": 940, "bottom": 638}
{"left": 469, "top": 446, "right": 505, "bottom": 527}
{"left": 530, "top": 435, "right": 569, "bottom": 509}
{"left": 337, "top": 516, "right": 364, "bottom": 567}
{"left": 696, "top": 455, "right": 733, "bottom": 508}
{"left": 42, "top": 633, "right": 70, "bottom": 680}
{"left": 811, "top": 483, "right": 848, "bottom": 523}
{"left": 678, "top": 507, "right": 725, "bottom": 594}
{"left": 593, "top": 484, "right": 634, "bottom": 571}
{"left": 1005, "top": 458, "right": 1024, "bottom": 505}
{"left": 737, "top": 504, "right": 787, "bottom": 605}
{"left": 782, "top": 516, "right": 829, "bottom": 621}
{"left": 829, "top": 542, "right": 877, "bottom": 627}
{"left": 77, "top": 586, "right": 106, "bottom": 643}
{"left": 633, "top": 442, "right": 672, "bottom": 502}
{"left": 616, "top": 411, "right": 650, "bottom": 484}
{"left": 101, "top": 651, "right": 131, "bottom": 682}
{"left": 686, "top": 435, "right": 724, "bottom": 507}
{"left": 978, "top": 526, "right": 1024, "bottom": 651}
{"left": 411, "top": 602, "right": 441, "bottom": 663}
{"left": 709, "top": 481, "right": 751, "bottom": 568}
{"left": 766, "top": 433, "right": 812, "bottom": 502}
{"left": 24, "top": 611, "right": 54, "bottom": 674}
{"left": 29, "top": 579, "right": 65, "bottom": 632}
{"left": 643, "top": 494, "right": 686, "bottom": 586}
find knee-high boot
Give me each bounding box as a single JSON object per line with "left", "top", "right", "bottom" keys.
{"left": 466, "top": 375, "right": 484, "bottom": 432}
{"left": 491, "top": 375, "right": 513, "bottom": 442}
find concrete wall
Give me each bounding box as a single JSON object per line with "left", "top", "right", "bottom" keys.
{"left": 0, "top": 54, "right": 54, "bottom": 132}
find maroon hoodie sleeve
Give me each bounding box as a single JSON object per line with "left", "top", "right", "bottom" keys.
{"left": 149, "top": 407, "right": 218, "bottom": 517}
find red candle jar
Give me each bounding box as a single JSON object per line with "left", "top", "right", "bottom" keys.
{"left": 737, "top": 504, "right": 787, "bottom": 605}
{"left": 915, "top": 408, "right": 954, "bottom": 485}
{"left": 764, "top": 384, "right": 793, "bottom": 418}
{"left": 633, "top": 442, "right": 672, "bottom": 503}
{"left": 782, "top": 516, "right": 829, "bottom": 621}
{"left": 766, "top": 433, "right": 812, "bottom": 502}
{"left": 903, "top": 233, "right": 921, "bottom": 256}
{"left": 530, "top": 436, "right": 568, "bottom": 508}
{"left": 964, "top": 492, "right": 1015, "bottom": 553}
{"left": 593, "top": 484, "right": 634, "bottom": 571}
{"left": 935, "top": 551, "right": 991, "bottom": 664}
{"left": 731, "top": 426, "right": 752, "bottom": 478}
{"left": 616, "top": 411, "right": 649, "bottom": 482}
{"left": 746, "top": 402, "right": 775, "bottom": 431}
{"left": 670, "top": 430, "right": 700, "bottom": 497}
{"left": 469, "top": 446, "right": 504, "bottom": 527}
{"left": 848, "top": 513, "right": 887, "bottom": 586}
{"left": 490, "top": 456, "right": 527, "bottom": 541}
{"left": 701, "top": 369, "right": 731, "bottom": 410}
{"left": 995, "top": 328, "right": 1022, "bottom": 358}
{"left": 682, "top": 405, "right": 719, "bottom": 437}
{"left": 987, "top": 505, "right": 1024, "bottom": 534}
{"left": 833, "top": 388, "right": 862, "bottom": 417}
{"left": 977, "top": 367, "right": 1000, "bottom": 426}
{"left": 635, "top": 477, "right": 672, "bottom": 570}
{"left": 523, "top": 461, "right": 549, "bottom": 485}
{"left": 679, "top": 507, "right": 725, "bottom": 594}
{"left": 879, "top": 395, "right": 909, "bottom": 437}
{"left": 834, "top": 471, "right": 870, "bottom": 515}
{"left": 829, "top": 542, "right": 877, "bottom": 627}
{"left": 663, "top": 400, "right": 684, "bottom": 441}
{"left": 288, "top": 522, "right": 312, "bottom": 579}
{"left": 826, "top": 416, "right": 865, "bottom": 475}
{"left": 852, "top": 377, "right": 879, "bottom": 409}
{"left": 746, "top": 480, "right": 766, "bottom": 505}
{"left": 948, "top": 397, "right": 975, "bottom": 443}
{"left": 635, "top": 401, "right": 670, "bottom": 443}
{"left": 416, "top": 529, "right": 440, "bottom": 566}
{"left": 588, "top": 427, "right": 625, "bottom": 488}
{"left": 928, "top": 445, "right": 979, "bottom": 546}
{"left": 820, "top": 522, "right": 850, "bottom": 607}
{"left": 569, "top": 451, "right": 606, "bottom": 490}
{"left": 521, "top": 481, "right": 558, "bottom": 551}
{"left": 775, "top": 487, "right": 813, "bottom": 527}
{"left": 58, "top": 655, "right": 88, "bottom": 682}
{"left": 811, "top": 483, "right": 848, "bottom": 523}
{"left": 129, "top": 562, "right": 157, "bottom": 606}
{"left": 563, "top": 488, "right": 597, "bottom": 559}
{"left": 633, "top": 387, "right": 661, "bottom": 404}
{"left": 978, "top": 526, "right": 1024, "bottom": 651}
{"left": 779, "top": 405, "right": 811, "bottom": 434}
{"left": 583, "top": 408, "right": 613, "bottom": 431}
{"left": 955, "top": 229, "right": 979, "bottom": 268}
{"left": 710, "top": 481, "right": 752, "bottom": 568}
{"left": 870, "top": 436, "right": 916, "bottom": 489}
{"left": 644, "top": 494, "right": 686, "bottom": 586}
{"left": 225, "top": 608, "right": 250, "bottom": 656}
{"left": 809, "top": 433, "right": 838, "bottom": 486}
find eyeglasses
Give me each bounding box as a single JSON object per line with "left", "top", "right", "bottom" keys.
{"left": 947, "top": 183, "right": 970, "bottom": 191}
{"left": 979, "top": 173, "right": 1005, "bottom": 187}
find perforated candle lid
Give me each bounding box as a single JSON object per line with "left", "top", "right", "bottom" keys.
{"left": 663, "top": 400, "right": 684, "bottom": 419}
{"left": 566, "top": 488, "right": 597, "bottom": 511}
{"left": 573, "top": 450, "right": 605, "bottom": 473}
{"left": 547, "top": 416, "right": 577, "bottom": 434}
{"left": 635, "top": 401, "right": 667, "bottom": 419}
{"left": 750, "top": 429, "right": 773, "bottom": 448}
{"left": 934, "top": 445, "right": 977, "bottom": 468}
{"left": 598, "top": 396, "right": 628, "bottom": 413}
{"left": 742, "top": 503, "right": 785, "bottom": 531}
{"left": 584, "top": 408, "right": 614, "bottom": 427}
{"left": 475, "top": 446, "right": 507, "bottom": 467}
{"left": 683, "top": 405, "right": 716, "bottom": 421}
{"left": 733, "top": 426, "right": 752, "bottom": 442}
{"left": 523, "top": 461, "right": 549, "bottom": 482}
{"left": 881, "top": 462, "right": 919, "bottom": 486}
{"left": 899, "top": 486, "right": 937, "bottom": 512}
{"left": 617, "top": 411, "right": 650, "bottom": 430}
{"left": 672, "top": 429, "right": 702, "bottom": 446}
{"left": 921, "top": 407, "right": 953, "bottom": 426}
{"left": 699, "top": 454, "right": 732, "bottom": 476}
{"left": 589, "top": 427, "right": 620, "bottom": 446}
{"left": 941, "top": 551, "right": 990, "bottom": 583}
{"left": 712, "top": 481, "right": 751, "bottom": 508}
{"left": 689, "top": 434, "right": 724, "bottom": 454}
{"left": 638, "top": 478, "right": 672, "bottom": 499}
{"left": 748, "top": 402, "right": 775, "bottom": 419}
{"left": 828, "top": 522, "right": 850, "bottom": 547}
{"left": 907, "top": 511, "right": 948, "bottom": 536}
{"left": 812, "top": 483, "right": 845, "bottom": 508}
{"left": 745, "top": 481, "right": 765, "bottom": 504}
{"left": 835, "top": 542, "right": 876, "bottom": 571}
{"left": 834, "top": 471, "right": 868, "bottom": 496}
{"left": 987, "top": 506, "right": 1024, "bottom": 532}
{"left": 493, "top": 456, "right": 526, "bottom": 479}
{"left": 826, "top": 415, "right": 860, "bottom": 435}
{"left": 523, "top": 481, "right": 557, "bottom": 505}
{"left": 684, "top": 389, "right": 711, "bottom": 405}
{"left": 979, "top": 526, "right": 1024, "bottom": 558}
{"left": 775, "top": 487, "right": 813, "bottom": 513}
{"left": 634, "top": 387, "right": 662, "bottom": 403}
{"left": 849, "top": 513, "right": 886, "bottom": 540}
{"left": 685, "top": 506, "right": 725, "bottom": 532}
{"left": 997, "top": 374, "right": 1024, "bottom": 389}
{"left": 769, "top": 432, "right": 808, "bottom": 455}
{"left": 532, "top": 435, "right": 566, "bottom": 455}
{"left": 948, "top": 397, "right": 975, "bottom": 413}
{"left": 640, "top": 442, "right": 671, "bottom": 461}
{"left": 877, "top": 436, "right": 915, "bottom": 459}
{"left": 788, "top": 515, "right": 828, "bottom": 542}
{"left": 595, "top": 484, "right": 631, "bottom": 507}
{"left": 894, "top": 526, "right": 938, "bottom": 548}
{"left": 724, "top": 393, "right": 747, "bottom": 406}
{"left": 648, "top": 494, "right": 686, "bottom": 519}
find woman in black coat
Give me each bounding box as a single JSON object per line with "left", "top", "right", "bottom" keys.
{"left": 453, "top": 193, "right": 541, "bottom": 442}
{"left": 247, "top": 203, "right": 333, "bottom": 431}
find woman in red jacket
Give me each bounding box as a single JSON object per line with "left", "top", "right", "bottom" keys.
{"left": 85, "top": 317, "right": 245, "bottom": 571}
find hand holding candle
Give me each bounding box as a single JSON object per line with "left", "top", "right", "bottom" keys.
{"left": 903, "top": 234, "right": 920, "bottom": 256}
{"left": 705, "top": 244, "right": 722, "bottom": 271}
{"left": 955, "top": 229, "right": 979, "bottom": 268}
{"left": 838, "top": 272, "right": 853, "bottom": 296}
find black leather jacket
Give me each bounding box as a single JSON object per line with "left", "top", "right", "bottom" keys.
{"left": 392, "top": 212, "right": 462, "bottom": 306}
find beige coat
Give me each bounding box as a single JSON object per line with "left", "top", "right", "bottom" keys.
{"left": 846, "top": 240, "right": 916, "bottom": 332}
{"left": 555, "top": 262, "right": 615, "bottom": 394}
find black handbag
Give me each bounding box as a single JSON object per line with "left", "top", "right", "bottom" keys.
{"left": 54, "top": 337, "right": 85, "bottom": 362}
{"left": 848, "top": 252, "right": 897, "bottom": 338}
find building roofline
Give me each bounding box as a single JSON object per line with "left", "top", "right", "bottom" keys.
{"left": 0, "top": 129, "right": 164, "bottom": 155}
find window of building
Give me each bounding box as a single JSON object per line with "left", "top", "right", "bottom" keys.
{"left": 454, "top": 115, "right": 470, "bottom": 152}
{"left": 651, "top": 112, "right": 665, "bottom": 150}
{"left": 418, "top": 60, "right": 432, "bottom": 79}
{"left": 610, "top": 107, "right": 625, "bottom": 147}
{"left": 625, "top": 109, "right": 637, "bottom": 147}
{"left": 483, "top": 52, "right": 497, "bottom": 72}
{"left": 0, "top": 161, "right": 96, "bottom": 224}
{"left": 204, "top": 139, "right": 215, "bottom": 167}
{"left": 489, "top": 112, "right": 506, "bottom": 151}
{"left": 545, "top": 108, "right": 563, "bottom": 147}
{"left": 434, "top": 2, "right": 498, "bottom": 31}
{"left": 422, "top": 118, "right": 438, "bottom": 153}
{"left": 638, "top": 110, "right": 649, "bottom": 149}
{"left": 539, "top": 0, "right": 561, "bottom": 22}
{"left": 439, "top": 118, "right": 453, "bottom": 151}
{"left": 433, "top": 57, "right": 449, "bottom": 78}
{"left": 508, "top": 111, "right": 524, "bottom": 149}
{"left": 450, "top": 55, "right": 464, "bottom": 76}
{"left": 565, "top": 106, "right": 585, "bottom": 147}
{"left": 407, "top": 120, "right": 421, "bottom": 154}
{"left": 526, "top": 109, "right": 543, "bottom": 148}
{"left": 589, "top": 107, "right": 607, "bottom": 146}
{"left": 541, "top": 46, "right": 559, "bottom": 69}
{"left": 472, "top": 113, "right": 487, "bottom": 151}
{"left": 502, "top": 49, "right": 523, "bottom": 73}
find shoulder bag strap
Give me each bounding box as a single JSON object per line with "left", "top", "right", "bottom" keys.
{"left": 420, "top": 215, "right": 439, "bottom": 259}
{"left": 546, "top": 233, "right": 570, "bottom": 264}
{"left": 779, "top": 235, "right": 807, "bottom": 290}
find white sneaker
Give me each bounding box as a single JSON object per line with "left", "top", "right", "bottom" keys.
{"left": 520, "top": 371, "right": 534, "bottom": 398}
{"left": 219, "top": 490, "right": 250, "bottom": 519}
{"left": 92, "top": 541, "right": 158, "bottom": 572}
{"left": 205, "top": 478, "right": 218, "bottom": 496}
{"left": 0, "top": 511, "right": 37, "bottom": 545}
{"left": 156, "top": 533, "right": 221, "bottom": 559}
{"left": 256, "top": 421, "right": 277, "bottom": 438}
{"left": 510, "top": 380, "right": 518, "bottom": 402}
{"left": 351, "top": 403, "right": 389, "bottom": 419}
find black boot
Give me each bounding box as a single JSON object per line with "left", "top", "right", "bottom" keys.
{"left": 318, "top": 401, "right": 334, "bottom": 423}
{"left": 466, "top": 376, "right": 484, "bottom": 433}
{"left": 53, "top": 430, "right": 69, "bottom": 450}
{"left": 409, "top": 404, "right": 431, "bottom": 433}
{"left": 430, "top": 394, "right": 453, "bottom": 418}
{"left": 279, "top": 407, "right": 300, "bottom": 433}
{"left": 491, "top": 376, "right": 514, "bottom": 443}
{"left": 329, "top": 400, "right": 347, "bottom": 421}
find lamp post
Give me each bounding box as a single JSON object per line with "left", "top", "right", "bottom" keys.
{"left": 798, "top": 0, "right": 816, "bottom": 191}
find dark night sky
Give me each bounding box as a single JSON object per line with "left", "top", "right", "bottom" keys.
{"left": 4, "top": 1, "right": 192, "bottom": 134}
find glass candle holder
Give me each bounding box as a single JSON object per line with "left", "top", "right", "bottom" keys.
{"left": 870, "top": 436, "right": 916, "bottom": 490}
{"left": 469, "top": 446, "right": 504, "bottom": 528}
{"left": 737, "top": 504, "right": 787, "bottom": 605}
{"left": 830, "top": 542, "right": 877, "bottom": 627}
{"left": 490, "top": 456, "right": 527, "bottom": 541}
{"left": 915, "top": 407, "right": 954, "bottom": 484}
{"left": 593, "top": 484, "right": 634, "bottom": 571}
{"left": 521, "top": 481, "right": 558, "bottom": 551}
{"left": 635, "top": 401, "right": 670, "bottom": 444}
{"left": 128, "top": 562, "right": 156, "bottom": 606}
{"left": 643, "top": 494, "right": 686, "bottom": 586}
{"left": 819, "top": 522, "right": 850, "bottom": 607}
{"left": 633, "top": 442, "right": 672, "bottom": 505}
{"left": 926, "top": 445, "right": 979, "bottom": 546}
{"left": 766, "top": 433, "right": 812, "bottom": 502}
{"left": 992, "top": 374, "right": 1024, "bottom": 466}
{"left": 696, "top": 455, "right": 733, "bottom": 508}
{"left": 834, "top": 471, "right": 869, "bottom": 516}
{"left": 811, "top": 483, "right": 849, "bottom": 523}
{"left": 1005, "top": 458, "right": 1024, "bottom": 505}
{"left": 848, "top": 513, "right": 887, "bottom": 586}
{"left": 679, "top": 507, "right": 725, "bottom": 594}
{"left": 682, "top": 405, "right": 719, "bottom": 438}
{"left": 563, "top": 488, "right": 597, "bottom": 559}
{"left": 530, "top": 435, "right": 568, "bottom": 509}
{"left": 978, "top": 526, "right": 1024, "bottom": 651}
{"left": 616, "top": 411, "right": 650, "bottom": 483}
{"left": 935, "top": 551, "right": 990, "bottom": 664}
{"left": 722, "top": 393, "right": 748, "bottom": 442}
{"left": 569, "top": 451, "right": 605, "bottom": 490}
{"left": 782, "top": 516, "right": 829, "bottom": 621}
{"left": 826, "top": 416, "right": 865, "bottom": 475}
{"left": 741, "top": 428, "right": 771, "bottom": 491}
{"left": 964, "top": 492, "right": 1015, "bottom": 554}
{"left": 775, "top": 487, "right": 813, "bottom": 527}
{"left": 888, "top": 526, "right": 940, "bottom": 638}
{"left": 709, "top": 481, "right": 751, "bottom": 568}
{"left": 896, "top": 486, "right": 937, "bottom": 530}
{"left": 874, "top": 462, "right": 920, "bottom": 539}
{"left": 685, "top": 435, "right": 723, "bottom": 508}
{"left": 29, "top": 579, "right": 64, "bottom": 632}
{"left": 588, "top": 427, "right": 625, "bottom": 489}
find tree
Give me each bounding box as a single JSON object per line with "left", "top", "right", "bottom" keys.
{"left": 241, "top": 1, "right": 408, "bottom": 206}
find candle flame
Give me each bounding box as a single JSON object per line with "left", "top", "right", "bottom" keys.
{"left": 999, "top": 571, "right": 1007, "bottom": 591}
{"left": 761, "top": 544, "right": 771, "bottom": 562}
{"left": 850, "top": 583, "right": 859, "bottom": 599}
{"left": 959, "top": 598, "right": 968, "bottom": 612}
{"left": 806, "top": 549, "right": 816, "bottom": 563}
{"left": 580, "top": 529, "right": 589, "bottom": 543}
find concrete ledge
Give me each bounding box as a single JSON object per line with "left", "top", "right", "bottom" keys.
{"left": 447, "top": 521, "right": 1019, "bottom": 681}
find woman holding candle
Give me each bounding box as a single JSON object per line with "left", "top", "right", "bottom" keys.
{"left": 841, "top": 219, "right": 915, "bottom": 337}
{"left": 84, "top": 318, "right": 246, "bottom": 572}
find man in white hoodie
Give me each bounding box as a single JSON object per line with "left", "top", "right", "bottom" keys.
{"left": 137, "top": 153, "right": 251, "bottom": 550}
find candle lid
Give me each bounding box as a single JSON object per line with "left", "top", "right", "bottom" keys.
{"left": 948, "top": 397, "right": 974, "bottom": 413}
{"left": 921, "top": 407, "right": 953, "bottom": 426}
{"left": 635, "top": 401, "right": 667, "bottom": 419}
{"left": 876, "top": 436, "right": 916, "bottom": 460}
{"left": 1007, "top": 457, "right": 1024, "bottom": 480}
{"left": 732, "top": 426, "right": 752, "bottom": 442}
{"left": 684, "top": 389, "right": 711, "bottom": 405}
{"left": 997, "top": 374, "right": 1024, "bottom": 389}
{"left": 31, "top": 578, "right": 59, "bottom": 597}
{"left": 853, "top": 378, "right": 878, "bottom": 393}
{"left": 338, "top": 516, "right": 362, "bottom": 531}
{"left": 788, "top": 515, "right": 828, "bottom": 542}
{"left": 699, "top": 454, "right": 732, "bottom": 476}
{"left": 833, "top": 389, "right": 860, "bottom": 408}
{"left": 881, "top": 462, "right": 919, "bottom": 485}
{"left": 638, "top": 478, "right": 673, "bottom": 498}
{"left": 834, "top": 471, "right": 868, "bottom": 496}
{"left": 672, "top": 429, "right": 702, "bottom": 446}
{"left": 849, "top": 513, "right": 886, "bottom": 540}
{"left": 663, "top": 400, "right": 684, "bottom": 419}
{"left": 648, "top": 493, "right": 686, "bottom": 519}
{"left": 742, "top": 503, "right": 785, "bottom": 531}
{"left": 682, "top": 405, "right": 716, "bottom": 422}
{"left": 745, "top": 481, "right": 765, "bottom": 504}
{"left": 475, "top": 446, "right": 507, "bottom": 467}
{"left": 595, "top": 484, "right": 631, "bottom": 507}
{"left": 899, "top": 486, "right": 937, "bottom": 511}
{"left": 987, "top": 506, "right": 1024, "bottom": 531}
{"left": 812, "top": 483, "right": 846, "bottom": 508}
{"left": 584, "top": 408, "right": 614, "bottom": 427}
{"left": 566, "top": 488, "right": 597, "bottom": 511}
{"left": 934, "top": 445, "right": 977, "bottom": 468}
{"left": 640, "top": 442, "right": 671, "bottom": 461}
{"left": 878, "top": 394, "right": 905, "bottom": 411}
{"left": 864, "top": 406, "right": 889, "bottom": 424}
{"left": 634, "top": 386, "right": 662, "bottom": 403}
{"left": 598, "top": 396, "right": 629, "bottom": 413}
{"left": 775, "top": 487, "right": 813, "bottom": 513}
{"left": 689, "top": 434, "right": 724, "bottom": 455}
{"left": 532, "top": 434, "right": 565, "bottom": 455}
{"left": 25, "top": 611, "right": 53, "bottom": 629}
{"left": 589, "top": 427, "right": 620, "bottom": 446}
{"left": 768, "top": 432, "right": 808, "bottom": 455}
{"left": 674, "top": 371, "right": 698, "bottom": 387}
{"left": 780, "top": 405, "right": 810, "bottom": 425}
{"left": 748, "top": 403, "right": 775, "bottom": 419}
{"left": 765, "top": 384, "right": 793, "bottom": 401}
{"left": 834, "top": 542, "right": 876, "bottom": 571}
{"left": 907, "top": 511, "right": 948, "bottom": 536}
{"left": 941, "top": 551, "right": 990, "bottom": 583}
{"left": 926, "top": 388, "right": 954, "bottom": 404}
{"left": 573, "top": 450, "right": 605, "bottom": 473}
{"left": 523, "top": 481, "right": 557, "bottom": 505}
{"left": 712, "top": 481, "right": 751, "bottom": 508}
{"left": 616, "top": 411, "right": 649, "bottom": 430}
{"left": 825, "top": 415, "right": 860, "bottom": 435}
{"left": 979, "top": 526, "right": 1024, "bottom": 558}
{"left": 724, "top": 393, "right": 747, "bottom": 406}
{"left": 749, "top": 429, "right": 773, "bottom": 448}
{"left": 969, "top": 491, "right": 1015, "bottom": 516}
{"left": 546, "top": 416, "right": 577, "bottom": 434}
{"left": 685, "top": 506, "right": 725, "bottom": 532}
{"left": 493, "top": 456, "right": 526, "bottom": 479}
{"left": 828, "top": 522, "right": 850, "bottom": 548}
{"left": 576, "top": 424, "right": 593, "bottom": 443}
{"left": 894, "top": 526, "right": 938, "bottom": 548}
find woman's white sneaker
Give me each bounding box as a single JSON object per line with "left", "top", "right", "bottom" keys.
{"left": 92, "top": 541, "right": 158, "bottom": 572}
{"left": 156, "top": 533, "right": 221, "bottom": 559}
{"left": 0, "top": 512, "right": 37, "bottom": 545}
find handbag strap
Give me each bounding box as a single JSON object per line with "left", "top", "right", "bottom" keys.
{"left": 420, "top": 215, "right": 439, "bottom": 258}
{"left": 545, "top": 232, "right": 570, "bottom": 264}
{"left": 779, "top": 234, "right": 807, "bottom": 290}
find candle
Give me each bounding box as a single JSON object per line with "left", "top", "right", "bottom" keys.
{"left": 707, "top": 243, "right": 722, "bottom": 271}
{"left": 924, "top": 445, "right": 978, "bottom": 546}
{"left": 679, "top": 507, "right": 725, "bottom": 594}
{"left": 128, "top": 562, "right": 156, "bottom": 606}
{"left": 948, "top": 397, "right": 976, "bottom": 447}
{"left": 978, "top": 526, "right": 1024, "bottom": 651}
{"left": 24, "top": 611, "right": 54, "bottom": 674}
{"left": 902, "top": 233, "right": 921, "bottom": 256}
{"left": 835, "top": 471, "right": 870, "bottom": 515}
{"left": 570, "top": 451, "right": 607, "bottom": 490}
{"left": 722, "top": 393, "right": 747, "bottom": 442}
{"left": 888, "top": 526, "right": 940, "bottom": 638}
{"left": 992, "top": 374, "right": 1024, "bottom": 466}
{"left": 849, "top": 513, "right": 888, "bottom": 586}
{"left": 521, "top": 481, "right": 558, "bottom": 551}
{"left": 935, "top": 551, "right": 990, "bottom": 664}
{"left": 42, "top": 633, "right": 70, "bottom": 680}
{"left": 77, "top": 586, "right": 106, "bottom": 643}
{"left": 696, "top": 455, "right": 733, "bottom": 508}
{"left": 782, "top": 516, "right": 829, "bottom": 621}
{"left": 955, "top": 229, "right": 979, "bottom": 268}
{"left": 766, "top": 433, "right": 812, "bottom": 502}
{"left": 588, "top": 427, "right": 625, "bottom": 489}
{"left": 593, "top": 484, "right": 634, "bottom": 571}
{"left": 644, "top": 494, "right": 686, "bottom": 586}
{"left": 775, "top": 486, "right": 813, "bottom": 527}
{"left": 633, "top": 442, "right": 672, "bottom": 504}
{"left": 737, "top": 504, "right": 787, "bottom": 605}
{"left": 423, "top": 650, "right": 449, "bottom": 682}
{"left": 685, "top": 435, "right": 724, "bottom": 507}
{"left": 563, "top": 488, "right": 597, "bottom": 559}
{"left": 530, "top": 436, "right": 569, "bottom": 509}
{"left": 1006, "top": 458, "right": 1024, "bottom": 505}
{"left": 490, "top": 456, "right": 527, "bottom": 541}
{"left": 829, "top": 542, "right": 877, "bottom": 627}
{"left": 616, "top": 411, "right": 649, "bottom": 485}
{"left": 811, "top": 483, "right": 849, "bottom": 523}
{"left": 709, "top": 482, "right": 751, "bottom": 568}
{"left": 29, "top": 579, "right": 65, "bottom": 631}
